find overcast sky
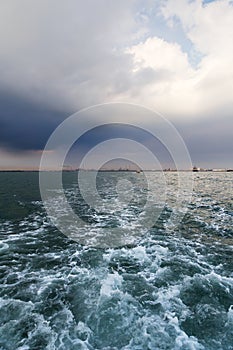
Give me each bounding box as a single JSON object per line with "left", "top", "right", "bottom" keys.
{"left": 0, "top": 0, "right": 232, "bottom": 169}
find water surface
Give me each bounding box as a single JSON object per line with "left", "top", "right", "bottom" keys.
{"left": 0, "top": 172, "right": 232, "bottom": 350}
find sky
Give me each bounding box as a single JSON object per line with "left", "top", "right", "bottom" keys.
{"left": 0, "top": 0, "right": 232, "bottom": 169}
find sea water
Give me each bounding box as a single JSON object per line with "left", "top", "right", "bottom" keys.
{"left": 0, "top": 171, "right": 232, "bottom": 350}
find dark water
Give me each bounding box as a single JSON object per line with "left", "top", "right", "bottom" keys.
{"left": 0, "top": 172, "right": 233, "bottom": 350}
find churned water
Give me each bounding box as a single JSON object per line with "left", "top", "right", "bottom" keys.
{"left": 0, "top": 171, "right": 232, "bottom": 350}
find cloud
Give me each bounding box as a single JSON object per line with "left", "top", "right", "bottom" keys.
{"left": 0, "top": 0, "right": 143, "bottom": 110}
{"left": 0, "top": 148, "right": 44, "bottom": 170}
{"left": 0, "top": 0, "right": 143, "bottom": 155}
{"left": 122, "top": 0, "right": 233, "bottom": 119}
{"left": 2, "top": 0, "right": 232, "bottom": 119}
{"left": 0, "top": 89, "right": 67, "bottom": 151}
{"left": 125, "top": 36, "right": 199, "bottom": 116}
{"left": 175, "top": 114, "right": 233, "bottom": 168}
{"left": 0, "top": 0, "right": 232, "bottom": 168}
{"left": 160, "top": 0, "right": 233, "bottom": 115}
{"left": 162, "top": 0, "right": 233, "bottom": 56}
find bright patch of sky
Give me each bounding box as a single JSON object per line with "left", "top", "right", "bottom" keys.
{"left": 135, "top": 3, "right": 203, "bottom": 68}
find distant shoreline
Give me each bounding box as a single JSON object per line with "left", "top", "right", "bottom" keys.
{"left": 0, "top": 169, "right": 232, "bottom": 173}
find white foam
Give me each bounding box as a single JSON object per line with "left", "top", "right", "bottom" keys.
{"left": 0, "top": 241, "right": 9, "bottom": 253}
{"left": 100, "top": 272, "right": 123, "bottom": 297}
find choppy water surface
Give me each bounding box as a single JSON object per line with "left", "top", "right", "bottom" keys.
{"left": 0, "top": 171, "right": 232, "bottom": 350}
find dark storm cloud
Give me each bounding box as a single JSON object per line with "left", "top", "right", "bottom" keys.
{"left": 66, "top": 123, "right": 175, "bottom": 168}
{"left": 0, "top": 0, "right": 138, "bottom": 113}
{"left": 0, "top": 90, "right": 70, "bottom": 151}
{"left": 0, "top": 0, "right": 140, "bottom": 153}
{"left": 175, "top": 115, "right": 233, "bottom": 167}
{"left": 67, "top": 116, "right": 233, "bottom": 169}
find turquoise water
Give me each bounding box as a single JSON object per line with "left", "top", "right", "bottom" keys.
{"left": 0, "top": 172, "right": 233, "bottom": 350}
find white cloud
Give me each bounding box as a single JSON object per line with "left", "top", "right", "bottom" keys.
{"left": 162, "top": 0, "right": 233, "bottom": 56}
{"left": 161, "top": 0, "right": 233, "bottom": 114}
{"left": 119, "top": 0, "right": 233, "bottom": 119}
{"left": 125, "top": 36, "right": 199, "bottom": 116}
{"left": 127, "top": 37, "right": 191, "bottom": 75}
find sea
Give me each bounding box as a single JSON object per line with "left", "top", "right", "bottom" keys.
{"left": 0, "top": 171, "right": 232, "bottom": 350}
